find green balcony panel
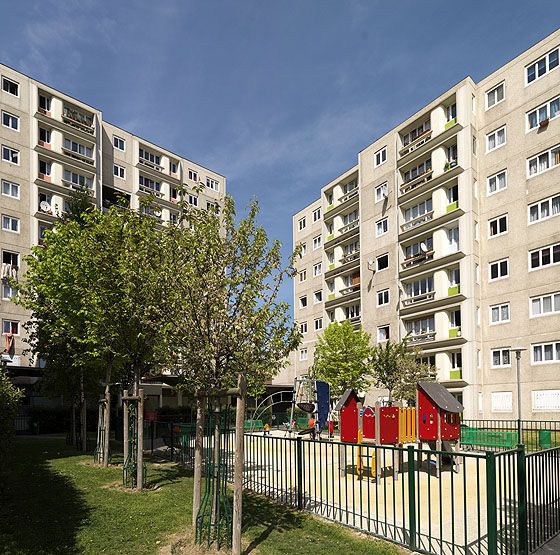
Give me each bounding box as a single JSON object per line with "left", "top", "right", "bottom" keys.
{"left": 328, "top": 293, "right": 335, "bottom": 301}
{"left": 327, "top": 234, "right": 334, "bottom": 242}
{"left": 444, "top": 118, "right": 457, "bottom": 130}
{"left": 448, "top": 327, "right": 461, "bottom": 339}
{"left": 448, "top": 284, "right": 460, "bottom": 296}
{"left": 450, "top": 369, "right": 462, "bottom": 380}
{"left": 446, "top": 201, "right": 458, "bottom": 212}
{"left": 328, "top": 263, "right": 335, "bottom": 271}
{"left": 326, "top": 204, "right": 334, "bottom": 212}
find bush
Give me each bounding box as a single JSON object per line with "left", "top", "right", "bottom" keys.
{"left": 0, "top": 368, "right": 23, "bottom": 490}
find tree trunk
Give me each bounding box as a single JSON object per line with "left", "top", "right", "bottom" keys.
{"left": 192, "top": 396, "right": 205, "bottom": 526}
{"left": 123, "top": 390, "right": 129, "bottom": 468}
{"left": 80, "top": 376, "right": 87, "bottom": 452}
{"left": 232, "top": 373, "right": 246, "bottom": 555}
{"left": 136, "top": 388, "right": 144, "bottom": 491}
{"left": 211, "top": 402, "right": 221, "bottom": 526}
{"left": 102, "top": 367, "right": 111, "bottom": 467}
{"left": 70, "top": 401, "right": 77, "bottom": 446}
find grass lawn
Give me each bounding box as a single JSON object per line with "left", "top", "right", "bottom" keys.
{"left": 0, "top": 437, "right": 403, "bottom": 555}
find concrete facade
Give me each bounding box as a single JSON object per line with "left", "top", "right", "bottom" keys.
{"left": 283, "top": 30, "right": 560, "bottom": 420}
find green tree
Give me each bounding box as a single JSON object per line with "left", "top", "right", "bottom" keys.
{"left": 313, "top": 320, "right": 373, "bottom": 398}
{"left": 392, "top": 355, "right": 437, "bottom": 405}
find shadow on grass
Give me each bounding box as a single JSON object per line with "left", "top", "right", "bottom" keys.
{"left": 241, "top": 492, "right": 304, "bottom": 555}
{"left": 0, "top": 438, "right": 89, "bottom": 555}
{"left": 145, "top": 461, "right": 194, "bottom": 489}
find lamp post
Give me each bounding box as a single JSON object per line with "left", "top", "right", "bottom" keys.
{"left": 511, "top": 347, "right": 527, "bottom": 446}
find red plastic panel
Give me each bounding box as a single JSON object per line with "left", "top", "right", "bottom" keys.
{"left": 379, "top": 406, "right": 399, "bottom": 444}
{"left": 417, "top": 387, "right": 438, "bottom": 441}
{"left": 362, "top": 408, "right": 375, "bottom": 439}
{"left": 340, "top": 406, "right": 358, "bottom": 443}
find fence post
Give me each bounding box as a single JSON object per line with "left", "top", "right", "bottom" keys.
{"left": 170, "top": 422, "right": 174, "bottom": 461}
{"left": 517, "top": 446, "right": 529, "bottom": 555}
{"left": 296, "top": 437, "right": 303, "bottom": 510}
{"left": 486, "top": 451, "right": 498, "bottom": 555}
{"left": 150, "top": 420, "right": 154, "bottom": 455}
{"left": 407, "top": 445, "right": 416, "bottom": 551}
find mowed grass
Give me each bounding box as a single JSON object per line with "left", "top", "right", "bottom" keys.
{"left": 0, "top": 437, "right": 403, "bottom": 555}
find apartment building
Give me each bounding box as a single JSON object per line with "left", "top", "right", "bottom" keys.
{"left": 1, "top": 64, "right": 225, "bottom": 371}
{"left": 286, "top": 30, "right": 560, "bottom": 420}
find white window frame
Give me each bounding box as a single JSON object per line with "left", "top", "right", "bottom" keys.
{"left": 188, "top": 169, "right": 199, "bottom": 182}
{"left": 299, "top": 348, "right": 308, "bottom": 361}
{"left": 490, "top": 303, "right": 510, "bottom": 325}
{"left": 376, "top": 217, "right": 388, "bottom": 237}
{"left": 532, "top": 341, "right": 560, "bottom": 365}
{"left": 529, "top": 242, "right": 560, "bottom": 271}
{"left": 188, "top": 194, "right": 198, "bottom": 207}
{"left": 487, "top": 169, "right": 507, "bottom": 196}
{"left": 206, "top": 177, "right": 219, "bottom": 191}
{"left": 376, "top": 253, "right": 389, "bottom": 272}
{"left": 486, "top": 125, "right": 506, "bottom": 153}
{"left": 298, "top": 217, "right": 306, "bottom": 232}
{"left": 313, "top": 263, "right": 322, "bottom": 277}
{"left": 1, "top": 214, "right": 20, "bottom": 234}
{"left": 300, "top": 322, "right": 308, "bottom": 334}
{"left": 314, "top": 290, "right": 323, "bottom": 304}
{"left": 377, "top": 289, "right": 389, "bottom": 307}
{"left": 1, "top": 179, "right": 20, "bottom": 200}
{"left": 2, "top": 145, "right": 19, "bottom": 165}
{"left": 299, "top": 295, "right": 307, "bottom": 309}
{"left": 485, "top": 82, "right": 505, "bottom": 110}
{"left": 489, "top": 258, "right": 509, "bottom": 281}
{"left": 375, "top": 182, "right": 388, "bottom": 203}
{"left": 2, "top": 319, "right": 20, "bottom": 335}
{"left": 525, "top": 47, "right": 559, "bottom": 86}
{"left": 314, "top": 318, "right": 323, "bottom": 331}
{"left": 113, "top": 136, "right": 126, "bottom": 151}
{"left": 527, "top": 144, "right": 560, "bottom": 178}
{"left": 530, "top": 291, "right": 560, "bottom": 318}
{"left": 2, "top": 110, "right": 19, "bottom": 132}
{"left": 526, "top": 95, "right": 560, "bottom": 131}
{"left": 488, "top": 214, "right": 508, "bottom": 238}
{"left": 491, "top": 348, "right": 511, "bottom": 368}
{"left": 374, "top": 147, "right": 387, "bottom": 167}
{"left": 2, "top": 282, "right": 18, "bottom": 300}
{"left": 312, "top": 207, "right": 321, "bottom": 222}
{"left": 299, "top": 243, "right": 307, "bottom": 257}
{"left": 312, "top": 235, "right": 321, "bottom": 250}
{"left": 528, "top": 194, "right": 560, "bottom": 225}
{"left": 113, "top": 164, "right": 125, "bottom": 179}
{"left": 298, "top": 270, "right": 307, "bottom": 283}
{"left": 377, "top": 325, "right": 390, "bottom": 342}
{"left": 1, "top": 76, "right": 19, "bottom": 97}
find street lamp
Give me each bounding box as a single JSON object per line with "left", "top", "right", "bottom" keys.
{"left": 511, "top": 347, "right": 527, "bottom": 447}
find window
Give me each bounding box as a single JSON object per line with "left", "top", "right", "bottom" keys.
{"left": 406, "top": 316, "right": 435, "bottom": 335}
{"left": 299, "top": 348, "right": 308, "bottom": 361}
{"left": 170, "top": 162, "right": 178, "bottom": 174}
{"left": 451, "top": 351, "right": 462, "bottom": 369}
{"left": 298, "top": 270, "right": 307, "bottom": 283}
{"left": 446, "top": 103, "right": 457, "bottom": 121}
{"left": 1, "top": 215, "right": 19, "bottom": 233}
{"left": 418, "top": 355, "right": 436, "bottom": 367}
{"left": 113, "top": 136, "right": 126, "bottom": 151}
{"left": 492, "top": 392, "right": 512, "bottom": 413}
{"left": 38, "top": 160, "right": 51, "bottom": 176}
{"left": 39, "top": 127, "right": 51, "bottom": 144}
{"left": 526, "top": 47, "right": 559, "bottom": 84}
{"left": 139, "top": 175, "right": 161, "bottom": 193}
{"left": 486, "top": 126, "right": 506, "bottom": 152}
{"left": 472, "top": 135, "right": 477, "bottom": 155}
{"left": 529, "top": 194, "right": 560, "bottom": 224}
{"left": 313, "top": 263, "right": 322, "bottom": 277}
{"left": 533, "top": 390, "right": 560, "bottom": 412}
{"left": 312, "top": 235, "right": 321, "bottom": 250}
{"left": 188, "top": 169, "right": 198, "bottom": 182}
{"left": 405, "top": 276, "right": 434, "bottom": 298}
{"left": 343, "top": 179, "right": 358, "bottom": 195}
{"left": 2, "top": 111, "right": 19, "bottom": 131}
{"left": 450, "top": 309, "right": 461, "bottom": 329}
{"left": 113, "top": 164, "right": 125, "bottom": 179}
{"left": 3, "top": 250, "right": 19, "bottom": 267}
{"left": 2, "top": 319, "right": 19, "bottom": 335}
{"left": 527, "top": 144, "right": 560, "bottom": 177}
{"left": 63, "top": 170, "right": 92, "bottom": 188}
{"left": 345, "top": 304, "right": 360, "bottom": 319}
{"left": 188, "top": 194, "right": 198, "bottom": 206}
{"left": 486, "top": 82, "right": 505, "bottom": 109}
{"left": 326, "top": 192, "right": 333, "bottom": 205}
{"left": 314, "top": 290, "right": 323, "bottom": 304}
{"left": 487, "top": 169, "right": 507, "bottom": 195}
{"left": 377, "top": 325, "right": 390, "bottom": 342}
{"left": 404, "top": 198, "right": 432, "bottom": 222}
{"left": 447, "top": 184, "right": 458, "bottom": 204}
{"left": 314, "top": 318, "right": 323, "bottom": 331}
{"left": 313, "top": 207, "right": 321, "bottom": 222}
{"left": 492, "top": 348, "right": 511, "bottom": 367}
{"left": 532, "top": 341, "right": 560, "bottom": 364}
{"left": 2, "top": 77, "right": 19, "bottom": 96}
{"left": 527, "top": 96, "right": 559, "bottom": 130}
{"left": 343, "top": 241, "right": 359, "bottom": 256}
{"left": 2, "top": 282, "right": 17, "bottom": 300}
{"left": 489, "top": 214, "right": 508, "bottom": 237}
{"left": 206, "top": 201, "right": 220, "bottom": 214}
{"left": 1, "top": 179, "right": 19, "bottom": 199}
{"left": 375, "top": 182, "right": 388, "bottom": 202}
{"left": 206, "top": 177, "right": 219, "bottom": 191}
{"left": 490, "top": 303, "right": 510, "bottom": 324}
{"left": 489, "top": 258, "right": 509, "bottom": 281}
{"left": 299, "top": 243, "right": 307, "bottom": 257}
{"left": 342, "top": 210, "right": 358, "bottom": 227}
{"left": 63, "top": 138, "right": 92, "bottom": 158}
{"left": 138, "top": 148, "right": 161, "bottom": 166}
{"left": 376, "top": 217, "right": 388, "bottom": 237}
{"left": 376, "top": 254, "right": 389, "bottom": 271}
{"left": 298, "top": 217, "right": 306, "bottom": 232}
{"left": 403, "top": 158, "right": 432, "bottom": 183}
{"left": 299, "top": 295, "right": 307, "bottom": 309}
{"left": 39, "top": 95, "right": 51, "bottom": 112}
{"left": 402, "top": 119, "right": 430, "bottom": 147}
{"left": 2, "top": 146, "right": 19, "bottom": 164}
{"left": 377, "top": 289, "right": 389, "bottom": 306}
{"left": 374, "top": 147, "right": 387, "bottom": 167}
{"left": 300, "top": 322, "right": 308, "bottom": 334}
{"left": 446, "top": 144, "right": 458, "bottom": 165}
{"left": 404, "top": 236, "right": 433, "bottom": 258}
{"left": 531, "top": 292, "right": 560, "bottom": 317}
{"left": 530, "top": 243, "right": 560, "bottom": 270}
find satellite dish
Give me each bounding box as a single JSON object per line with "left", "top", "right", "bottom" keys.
{"left": 40, "top": 201, "right": 51, "bottom": 213}
{"left": 420, "top": 242, "right": 429, "bottom": 253}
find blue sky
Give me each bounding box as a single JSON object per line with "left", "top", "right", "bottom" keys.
{"left": 1, "top": 1, "right": 558, "bottom": 307}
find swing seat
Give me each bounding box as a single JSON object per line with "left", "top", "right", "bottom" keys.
{"left": 297, "top": 402, "right": 315, "bottom": 413}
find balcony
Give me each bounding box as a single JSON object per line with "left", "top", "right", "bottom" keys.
{"left": 444, "top": 118, "right": 457, "bottom": 131}
{"left": 448, "top": 284, "right": 460, "bottom": 296}
{"left": 348, "top": 315, "right": 361, "bottom": 325}
{"left": 444, "top": 160, "right": 458, "bottom": 172}
{"left": 449, "top": 369, "right": 462, "bottom": 380}
{"left": 338, "top": 188, "right": 358, "bottom": 205}
{"left": 327, "top": 293, "right": 336, "bottom": 301}
{"left": 61, "top": 146, "right": 95, "bottom": 165}
{"left": 448, "top": 327, "right": 461, "bottom": 339}
{"left": 401, "top": 211, "right": 434, "bottom": 232}
{"left": 340, "top": 251, "right": 360, "bottom": 265}
{"left": 139, "top": 157, "right": 164, "bottom": 173}
{"left": 340, "top": 283, "right": 360, "bottom": 296}
{"left": 400, "top": 169, "right": 433, "bottom": 195}
{"left": 338, "top": 219, "right": 359, "bottom": 235}
{"left": 326, "top": 204, "right": 334, "bottom": 212}
{"left": 401, "top": 249, "right": 434, "bottom": 269}
{"left": 62, "top": 107, "right": 94, "bottom": 134}
{"left": 407, "top": 331, "right": 436, "bottom": 344}
{"left": 401, "top": 291, "right": 435, "bottom": 307}
{"left": 139, "top": 184, "right": 164, "bottom": 198}
{"left": 399, "top": 129, "right": 433, "bottom": 157}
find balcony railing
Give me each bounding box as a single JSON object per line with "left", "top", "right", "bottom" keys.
{"left": 407, "top": 331, "right": 436, "bottom": 344}
{"left": 399, "top": 129, "right": 433, "bottom": 156}
{"left": 340, "top": 251, "right": 360, "bottom": 265}
{"left": 139, "top": 184, "right": 163, "bottom": 198}
{"left": 446, "top": 201, "right": 459, "bottom": 213}
{"left": 450, "top": 369, "right": 462, "bottom": 380}
{"left": 401, "top": 249, "right": 434, "bottom": 269}
{"left": 61, "top": 147, "right": 95, "bottom": 165}
{"left": 338, "top": 188, "right": 358, "bottom": 205}
{"left": 338, "top": 219, "right": 359, "bottom": 235}
{"left": 448, "top": 327, "right": 461, "bottom": 339}
{"left": 401, "top": 211, "right": 434, "bottom": 232}
{"left": 401, "top": 291, "right": 435, "bottom": 307}
{"left": 348, "top": 315, "right": 361, "bottom": 325}
{"left": 400, "top": 169, "right": 433, "bottom": 195}
{"left": 444, "top": 118, "right": 457, "bottom": 131}
{"left": 448, "top": 284, "right": 460, "bottom": 296}
{"left": 62, "top": 107, "right": 94, "bottom": 134}
{"left": 340, "top": 284, "right": 360, "bottom": 296}
{"left": 139, "top": 158, "right": 164, "bottom": 172}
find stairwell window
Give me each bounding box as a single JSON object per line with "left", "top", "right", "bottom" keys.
{"left": 374, "top": 146, "right": 387, "bottom": 167}
{"left": 377, "top": 325, "right": 390, "bottom": 342}
{"left": 314, "top": 290, "right": 323, "bottom": 304}
{"left": 489, "top": 258, "right": 509, "bottom": 281}
{"left": 527, "top": 96, "right": 559, "bottom": 130}
{"left": 489, "top": 214, "right": 508, "bottom": 237}
{"left": 2, "top": 111, "right": 19, "bottom": 131}
{"left": 2, "top": 146, "right": 19, "bottom": 165}
{"left": 486, "top": 82, "right": 505, "bottom": 109}
{"left": 376, "top": 253, "right": 389, "bottom": 271}
{"left": 300, "top": 322, "right": 307, "bottom": 334}
{"left": 298, "top": 269, "right": 306, "bottom": 283}
{"left": 113, "top": 164, "right": 125, "bottom": 179}
{"left": 527, "top": 144, "right": 560, "bottom": 177}
{"left": 299, "top": 295, "right": 307, "bottom": 309}
{"left": 487, "top": 169, "right": 507, "bottom": 195}
{"left": 529, "top": 242, "right": 560, "bottom": 270}
{"left": 376, "top": 217, "right": 388, "bottom": 237}
{"left": 313, "top": 263, "right": 322, "bottom": 277}
{"left": 314, "top": 318, "right": 323, "bottom": 331}
{"left": 298, "top": 217, "right": 306, "bottom": 232}
{"left": 313, "top": 235, "right": 321, "bottom": 250}
{"left": 377, "top": 289, "right": 389, "bottom": 306}
{"left": 486, "top": 126, "right": 506, "bottom": 152}
{"left": 528, "top": 194, "right": 560, "bottom": 224}
{"left": 113, "top": 136, "right": 126, "bottom": 151}
{"left": 375, "top": 182, "right": 388, "bottom": 203}
{"left": 526, "top": 47, "right": 559, "bottom": 85}
{"left": 313, "top": 207, "right": 321, "bottom": 222}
